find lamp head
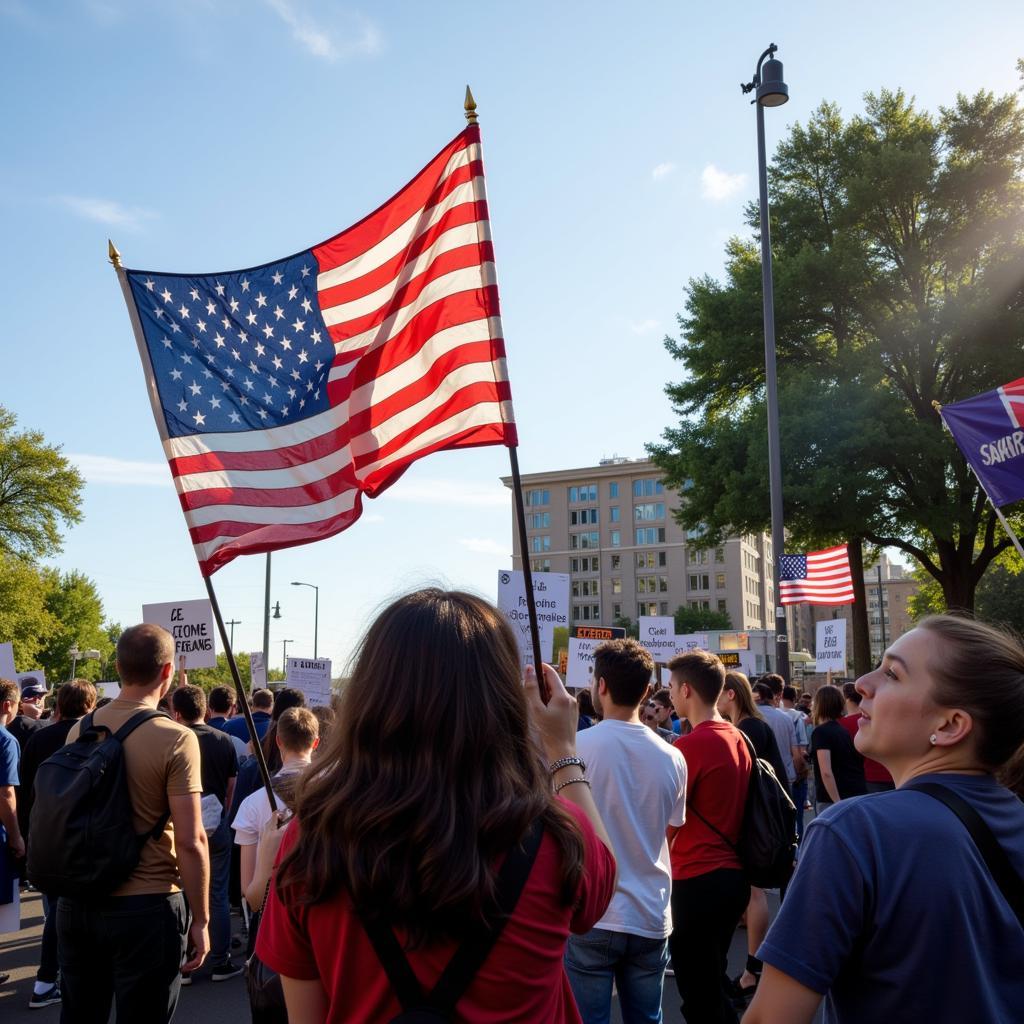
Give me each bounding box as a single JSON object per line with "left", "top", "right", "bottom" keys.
{"left": 756, "top": 57, "right": 789, "bottom": 107}
{"left": 272, "top": 601, "right": 282, "bottom": 619}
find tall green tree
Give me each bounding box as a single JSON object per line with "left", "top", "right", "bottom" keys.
{"left": 0, "top": 553, "right": 58, "bottom": 668}
{"left": 0, "top": 407, "right": 83, "bottom": 560}
{"left": 36, "top": 571, "right": 113, "bottom": 682}
{"left": 650, "top": 84, "right": 1024, "bottom": 620}
{"left": 674, "top": 606, "right": 732, "bottom": 632}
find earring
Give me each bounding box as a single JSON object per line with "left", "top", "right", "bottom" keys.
{"left": 929, "top": 734, "right": 937, "bottom": 745}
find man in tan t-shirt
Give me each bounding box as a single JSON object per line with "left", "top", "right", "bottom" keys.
{"left": 58, "top": 623, "right": 209, "bottom": 1023}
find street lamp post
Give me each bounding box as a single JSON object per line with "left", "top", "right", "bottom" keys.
{"left": 67, "top": 645, "right": 101, "bottom": 682}
{"left": 742, "top": 43, "right": 791, "bottom": 682}
{"left": 291, "top": 581, "right": 319, "bottom": 659}
{"left": 282, "top": 638, "right": 292, "bottom": 673}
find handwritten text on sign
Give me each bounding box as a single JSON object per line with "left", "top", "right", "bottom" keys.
{"left": 141, "top": 599, "right": 217, "bottom": 669}
{"left": 639, "top": 616, "right": 677, "bottom": 662}
{"left": 815, "top": 619, "right": 847, "bottom": 673}
{"left": 496, "top": 571, "right": 569, "bottom": 665}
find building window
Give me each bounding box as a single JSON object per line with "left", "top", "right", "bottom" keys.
{"left": 636, "top": 552, "right": 655, "bottom": 569}
{"left": 611, "top": 578, "right": 622, "bottom": 594}
{"left": 658, "top": 551, "right": 667, "bottom": 567}
{"left": 570, "top": 508, "right": 599, "bottom": 526}
{"left": 660, "top": 601, "right": 669, "bottom": 615}
{"left": 716, "top": 573, "right": 726, "bottom": 589}
{"left": 572, "top": 579, "right": 599, "bottom": 598}
{"left": 530, "top": 535, "right": 550, "bottom": 553}
{"left": 525, "top": 488, "right": 550, "bottom": 506}
{"left": 610, "top": 554, "right": 621, "bottom": 570}
{"left": 689, "top": 548, "right": 709, "bottom": 565}
{"left": 528, "top": 511, "right": 550, "bottom": 529}
{"left": 609, "top": 482, "right": 619, "bottom": 498}
{"left": 530, "top": 558, "right": 550, "bottom": 573}
{"left": 689, "top": 600, "right": 710, "bottom": 611}
{"left": 637, "top": 575, "right": 655, "bottom": 594}
{"left": 610, "top": 530, "right": 621, "bottom": 547}
{"left": 613, "top": 602, "right": 622, "bottom": 619}
{"left": 609, "top": 506, "right": 620, "bottom": 523}
{"left": 689, "top": 574, "right": 710, "bottom": 591}
{"left": 717, "top": 599, "right": 728, "bottom": 614}
{"left": 568, "top": 484, "right": 598, "bottom": 503}
{"left": 638, "top": 601, "right": 659, "bottom": 617}
{"left": 634, "top": 502, "right": 665, "bottom": 522}
{"left": 570, "top": 531, "right": 600, "bottom": 550}
{"left": 570, "top": 556, "right": 599, "bottom": 573}
{"left": 573, "top": 603, "right": 600, "bottom": 621}
{"left": 635, "top": 527, "right": 666, "bottom": 545}
{"left": 632, "top": 479, "right": 664, "bottom": 498}
{"left": 715, "top": 546, "right": 725, "bottom": 563}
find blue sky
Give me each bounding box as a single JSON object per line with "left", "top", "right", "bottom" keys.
{"left": 2, "top": 0, "right": 1022, "bottom": 672}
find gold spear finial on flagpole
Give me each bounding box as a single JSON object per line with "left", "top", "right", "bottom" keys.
{"left": 108, "top": 239, "right": 122, "bottom": 268}
{"left": 932, "top": 399, "right": 943, "bottom": 413}
{"left": 464, "top": 85, "right": 478, "bottom": 125}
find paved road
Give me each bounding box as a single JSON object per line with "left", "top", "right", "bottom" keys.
{"left": 1, "top": 890, "right": 781, "bottom": 1022}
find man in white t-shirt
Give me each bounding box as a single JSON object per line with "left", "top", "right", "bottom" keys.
{"left": 233, "top": 707, "right": 319, "bottom": 905}
{"left": 565, "top": 638, "right": 687, "bottom": 1024}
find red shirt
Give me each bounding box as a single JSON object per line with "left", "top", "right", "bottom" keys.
{"left": 671, "top": 720, "right": 752, "bottom": 880}
{"left": 839, "top": 713, "right": 893, "bottom": 784}
{"left": 256, "top": 798, "right": 615, "bottom": 1022}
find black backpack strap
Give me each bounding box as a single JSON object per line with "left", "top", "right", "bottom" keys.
{"left": 356, "top": 819, "right": 545, "bottom": 1015}
{"left": 906, "top": 781, "right": 1024, "bottom": 930}
{"left": 427, "top": 819, "right": 544, "bottom": 1012}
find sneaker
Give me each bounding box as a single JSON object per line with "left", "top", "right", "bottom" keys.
{"left": 180, "top": 972, "right": 192, "bottom": 987}
{"left": 29, "top": 985, "right": 61, "bottom": 1009}
{"left": 210, "top": 961, "right": 244, "bottom": 983}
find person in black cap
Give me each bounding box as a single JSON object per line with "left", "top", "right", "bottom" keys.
{"left": 7, "top": 678, "right": 48, "bottom": 752}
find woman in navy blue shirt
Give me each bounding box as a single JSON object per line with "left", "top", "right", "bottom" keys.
{"left": 744, "top": 615, "right": 1024, "bottom": 1024}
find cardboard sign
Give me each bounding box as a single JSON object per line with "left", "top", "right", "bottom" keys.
{"left": 815, "top": 619, "right": 847, "bottom": 673}
{"left": 286, "top": 657, "right": 333, "bottom": 706}
{"left": 567, "top": 636, "right": 601, "bottom": 687}
{"left": 249, "top": 652, "right": 267, "bottom": 691}
{"left": 572, "top": 625, "right": 626, "bottom": 641}
{"left": 638, "top": 616, "right": 676, "bottom": 662}
{"left": 675, "top": 632, "right": 709, "bottom": 654}
{"left": 0, "top": 642, "right": 15, "bottom": 680}
{"left": 141, "top": 599, "right": 218, "bottom": 669}
{"left": 496, "top": 571, "right": 569, "bottom": 665}
{"left": 96, "top": 682, "right": 121, "bottom": 700}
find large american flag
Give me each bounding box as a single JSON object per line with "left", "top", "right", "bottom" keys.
{"left": 119, "top": 125, "right": 516, "bottom": 576}
{"left": 778, "top": 544, "right": 855, "bottom": 605}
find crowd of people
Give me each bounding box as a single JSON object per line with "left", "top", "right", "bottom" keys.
{"left": 1, "top": 595, "right": 1023, "bottom": 1024}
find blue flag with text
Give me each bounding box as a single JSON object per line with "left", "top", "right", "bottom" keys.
{"left": 941, "top": 378, "right": 1024, "bottom": 507}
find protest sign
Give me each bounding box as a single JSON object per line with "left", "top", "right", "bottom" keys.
{"left": 816, "top": 619, "right": 847, "bottom": 673}
{"left": 250, "top": 651, "right": 267, "bottom": 691}
{"left": 17, "top": 670, "right": 47, "bottom": 692}
{"left": 141, "top": 599, "right": 218, "bottom": 669}
{"left": 638, "top": 616, "right": 676, "bottom": 662}
{"left": 286, "top": 657, "right": 333, "bottom": 706}
{"left": 0, "top": 642, "right": 15, "bottom": 680}
{"left": 96, "top": 682, "right": 121, "bottom": 700}
{"left": 675, "top": 632, "right": 709, "bottom": 654}
{"left": 567, "top": 637, "right": 601, "bottom": 688}
{"left": 496, "top": 571, "right": 569, "bottom": 665}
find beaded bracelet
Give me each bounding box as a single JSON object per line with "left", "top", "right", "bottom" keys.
{"left": 549, "top": 755, "right": 586, "bottom": 775}
{"left": 554, "top": 776, "right": 591, "bottom": 795}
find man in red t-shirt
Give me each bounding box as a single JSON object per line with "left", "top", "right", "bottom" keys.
{"left": 667, "top": 650, "right": 752, "bottom": 1024}
{"left": 840, "top": 682, "right": 894, "bottom": 792}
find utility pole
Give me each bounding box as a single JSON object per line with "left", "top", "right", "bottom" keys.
{"left": 226, "top": 619, "right": 241, "bottom": 649}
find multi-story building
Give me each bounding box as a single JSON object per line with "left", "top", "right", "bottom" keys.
{"left": 500, "top": 457, "right": 776, "bottom": 631}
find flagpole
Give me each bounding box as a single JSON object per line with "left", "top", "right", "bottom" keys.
{"left": 462, "top": 88, "right": 548, "bottom": 696}
{"left": 933, "top": 401, "right": 1024, "bottom": 561}
{"left": 204, "top": 575, "right": 278, "bottom": 813}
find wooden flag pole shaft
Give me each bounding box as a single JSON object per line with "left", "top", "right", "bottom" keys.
{"left": 508, "top": 446, "right": 548, "bottom": 700}
{"left": 203, "top": 576, "right": 278, "bottom": 813}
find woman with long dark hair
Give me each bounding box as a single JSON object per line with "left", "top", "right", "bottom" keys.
{"left": 745, "top": 615, "right": 1024, "bottom": 1024}
{"left": 809, "top": 684, "right": 866, "bottom": 814}
{"left": 256, "top": 589, "right": 616, "bottom": 1022}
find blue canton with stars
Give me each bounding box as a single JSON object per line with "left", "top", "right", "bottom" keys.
{"left": 127, "top": 252, "right": 334, "bottom": 437}
{"left": 778, "top": 555, "right": 808, "bottom": 580}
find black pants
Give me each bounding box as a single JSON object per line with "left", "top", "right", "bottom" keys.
{"left": 37, "top": 893, "right": 59, "bottom": 984}
{"left": 57, "top": 891, "right": 188, "bottom": 1024}
{"left": 669, "top": 868, "right": 750, "bottom": 1024}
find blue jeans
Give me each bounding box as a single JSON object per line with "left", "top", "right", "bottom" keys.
{"left": 208, "top": 818, "right": 233, "bottom": 964}
{"left": 565, "top": 927, "right": 668, "bottom": 1024}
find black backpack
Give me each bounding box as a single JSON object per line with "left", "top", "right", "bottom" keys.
{"left": 27, "top": 709, "right": 170, "bottom": 897}
{"left": 690, "top": 730, "right": 797, "bottom": 889}
{"left": 355, "top": 820, "right": 544, "bottom": 1022}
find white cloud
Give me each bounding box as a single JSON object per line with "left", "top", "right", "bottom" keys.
{"left": 459, "top": 538, "right": 508, "bottom": 556}
{"left": 381, "top": 478, "right": 510, "bottom": 508}
{"left": 629, "top": 319, "right": 659, "bottom": 335}
{"left": 651, "top": 162, "right": 676, "bottom": 180}
{"left": 360, "top": 513, "right": 384, "bottom": 524}
{"left": 264, "top": 0, "right": 381, "bottom": 60}
{"left": 69, "top": 454, "right": 171, "bottom": 487}
{"left": 56, "top": 196, "right": 158, "bottom": 230}
{"left": 700, "top": 164, "right": 747, "bottom": 201}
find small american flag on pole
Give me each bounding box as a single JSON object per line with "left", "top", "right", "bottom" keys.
{"left": 117, "top": 124, "right": 516, "bottom": 576}
{"left": 778, "top": 544, "right": 855, "bottom": 605}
